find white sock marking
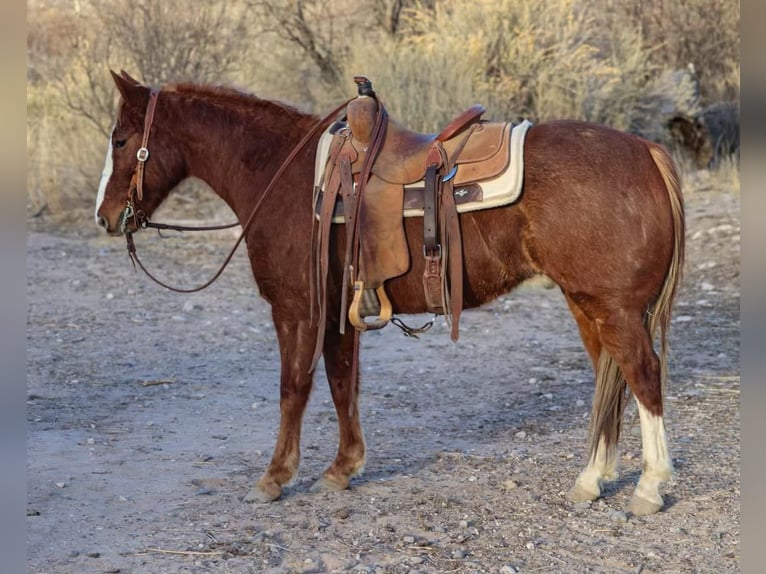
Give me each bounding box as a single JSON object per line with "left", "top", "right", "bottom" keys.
{"left": 573, "top": 435, "right": 618, "bottom": 497}
{"left": 636, "top": 400, "right": 672, "bottom": 480}
{"left": 633, "top": 400, "right": 672, "bottom": 506}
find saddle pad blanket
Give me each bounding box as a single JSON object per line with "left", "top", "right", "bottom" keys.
{"left": 314, "top": 119, "right": 532, "bottom": 223}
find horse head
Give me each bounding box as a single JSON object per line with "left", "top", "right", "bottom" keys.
{"left": 95, "top": 70, "right": 185, "bottom": 235}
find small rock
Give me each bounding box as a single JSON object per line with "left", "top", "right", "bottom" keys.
{"left": 402, "top": 535, "right": 416, "bottom": 544}
{"left": 55, "top": 482, "right": 66, "bottom": 489}
{"left": 515, "top": 431, "right": 527, "bottom": 439}
{"left": 334, "top": 507, "right": 351, "bottom": 520}
{"left": 526, "top": 541, "right": 535, "bottom": 550}
{"left": 409, "top": 557, "right": 424, "bottom": 565}
{"left": 502, "top": 480, "right": 519, "bottom": 490}
{"left": 458, "top": 520, "right": 469, "bottom": 528}
{"left": 501, "top": 566, "right": 518, "bottom": 574}
{"left": 183, "top": 300, "right": 203, "bottom": 312}
{"left": 195, "top": 487, "right": 213, "bottom": 496}
{"left": 86, "top": 551, "right": 100, "bottom": 558}
{"left": 451, "top": 549, "right": 468, "bottom": 559}
{"left": 610, "top": 510, "right": 628, "bottom": 523}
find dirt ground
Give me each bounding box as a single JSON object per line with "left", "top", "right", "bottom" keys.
{"left": 27, "top": 182, "right": 740, "bottom": 573}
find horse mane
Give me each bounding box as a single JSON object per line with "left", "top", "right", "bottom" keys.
{"left": 164, "top": 82, "right": 314, "bottom": 128}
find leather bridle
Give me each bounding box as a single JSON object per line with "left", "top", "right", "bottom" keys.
{"left": 119, "top": 88, "right": 243, "bottom": 238}
{"left": 121, "top": 88, "right": 353, "bottom": 293}
{"left": 120, "top": 88, "right": 158, "bottom": 234}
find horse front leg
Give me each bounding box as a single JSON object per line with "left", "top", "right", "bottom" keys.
{"left": 311, "top": 326, "right": 366, "bottom": 493}
{"left": 245, "top": 317, "right": 316, "bottom": 503}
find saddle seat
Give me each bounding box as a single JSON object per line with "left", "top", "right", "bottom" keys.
{"left": 346, "top": 102, "right": 510, "bottom": 186}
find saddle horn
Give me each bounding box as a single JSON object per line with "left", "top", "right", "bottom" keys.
{"left": 353, "top": 75, "right": 375, "bottom": 97}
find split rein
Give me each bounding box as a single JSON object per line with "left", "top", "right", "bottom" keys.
{"left": 124, "top": 91, "right": 354, "bottom": 293}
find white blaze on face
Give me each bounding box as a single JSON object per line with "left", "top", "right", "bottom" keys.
{"left": 95, "top": 131, "right": 114, "bottom": 224}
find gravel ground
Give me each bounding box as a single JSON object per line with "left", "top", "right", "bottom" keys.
{"left": 27, "top": 185, "right": 739, "bottom": 573}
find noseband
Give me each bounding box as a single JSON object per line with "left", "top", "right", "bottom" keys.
{"left": 119, "top": 88, "right": 160, "bottom": 234}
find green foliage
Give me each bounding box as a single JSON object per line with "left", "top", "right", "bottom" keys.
{"left": 27, "top": 0, "right": 739, "bottom": 220}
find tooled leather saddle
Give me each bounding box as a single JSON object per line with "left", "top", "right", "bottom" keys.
{"left": 311, "top": 76, "right": 530, "bottom": 366}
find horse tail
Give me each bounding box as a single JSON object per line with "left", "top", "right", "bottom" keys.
{"left": 645, "top": 143, "right": 685, "bottom": 388}
{"left": 588, "top": 142, "right": 685, "bottom": 462}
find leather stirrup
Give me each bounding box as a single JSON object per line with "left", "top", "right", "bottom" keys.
{"left": 348, "top": 281, "right": 393, "bottom": 330}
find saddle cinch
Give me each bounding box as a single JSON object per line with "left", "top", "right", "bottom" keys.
{"left": 312, "top": 76, "right": 529, "bottom": 361}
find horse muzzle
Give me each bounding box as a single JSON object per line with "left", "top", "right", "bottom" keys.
{"left": 97, "top": 204, "right": 141, "bottom": 236}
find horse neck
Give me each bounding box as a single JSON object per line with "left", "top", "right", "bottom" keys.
{"left": 168, "top": 94, "right": 319, "bottom": 223}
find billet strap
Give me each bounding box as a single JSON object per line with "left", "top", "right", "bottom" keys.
{"left": 439, "top": 126, "right": 477, "bottom": 341}
{"left": 440, "top": 172, "right": 463, "bottom": 341}
{"left": 423, "top": 144, "right": 446, "bottom": 255}
{"left": 420, "top": 126, "right": 477, "bottom": 335}
{"left": 423, "top": 253, "right": 443, "bottom": 313}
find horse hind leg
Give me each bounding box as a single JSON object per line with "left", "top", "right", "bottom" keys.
{"left": 596, "top": 309, "right": 672, "bottom": 515}
{"left": 630, "top": 394, "right": 672, "bottom": 515}
{"left": 311, "top": 326, "right": 366, "bottom": 493}
{"left": 564, "top": 295, "right": 620, "bottom": 503}
{"left": 245, "top": 317, "right": 316, "bottom": 503}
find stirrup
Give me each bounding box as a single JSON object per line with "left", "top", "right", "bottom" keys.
{"left": 348, "top": 281, "right": 393, "bottom": 331}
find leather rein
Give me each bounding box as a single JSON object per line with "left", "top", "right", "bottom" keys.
{"left": 123, "top": 89, "right": 353, "bottom": 293}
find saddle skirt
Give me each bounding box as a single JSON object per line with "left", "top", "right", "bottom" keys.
{"left": 314, "top": 118, "right": 532, "bottom": 223}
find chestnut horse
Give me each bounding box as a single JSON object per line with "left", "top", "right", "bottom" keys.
{"left": 95, "top": 71, "right": 684, "bottom": 516}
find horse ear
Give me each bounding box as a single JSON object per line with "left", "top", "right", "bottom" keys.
{"left": 119, "top": 70, "right": 142, "bottom": 86}
{"left": 110, "top": 69, "right": 149, "bottom": 111}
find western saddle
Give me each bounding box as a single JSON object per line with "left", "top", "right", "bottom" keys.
{"left": 311, "top": 76, "right": 514, "bottom": 366}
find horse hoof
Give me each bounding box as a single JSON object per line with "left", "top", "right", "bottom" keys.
{"left": 310, "top": 475, "right": 349, "bottom": 493}
{"left": 628, "top": 495, "right": 663, "bottom": 516}
{"left": 244, "top": 481, "right": 282, "bottom": 503}
{"left": 567, "top": 483, "right": 600, "bottom": 503}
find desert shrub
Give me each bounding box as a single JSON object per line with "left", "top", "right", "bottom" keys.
{"left": 27, "top": 0, "right": 255, "bottom": 219}
{"left": 27, "top": 0, "right": 740, "bottom": 222}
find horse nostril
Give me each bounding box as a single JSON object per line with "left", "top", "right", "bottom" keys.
{"left": 97, "top": 215, "right": 108, "bottom": 230}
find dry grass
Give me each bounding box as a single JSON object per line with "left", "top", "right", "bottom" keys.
{"left": 26, "top": 0, "right": 739, "bottom": 222}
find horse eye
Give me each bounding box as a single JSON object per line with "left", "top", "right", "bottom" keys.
{"left": 114, "top": 139, "right": 127, "bottom": 149}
